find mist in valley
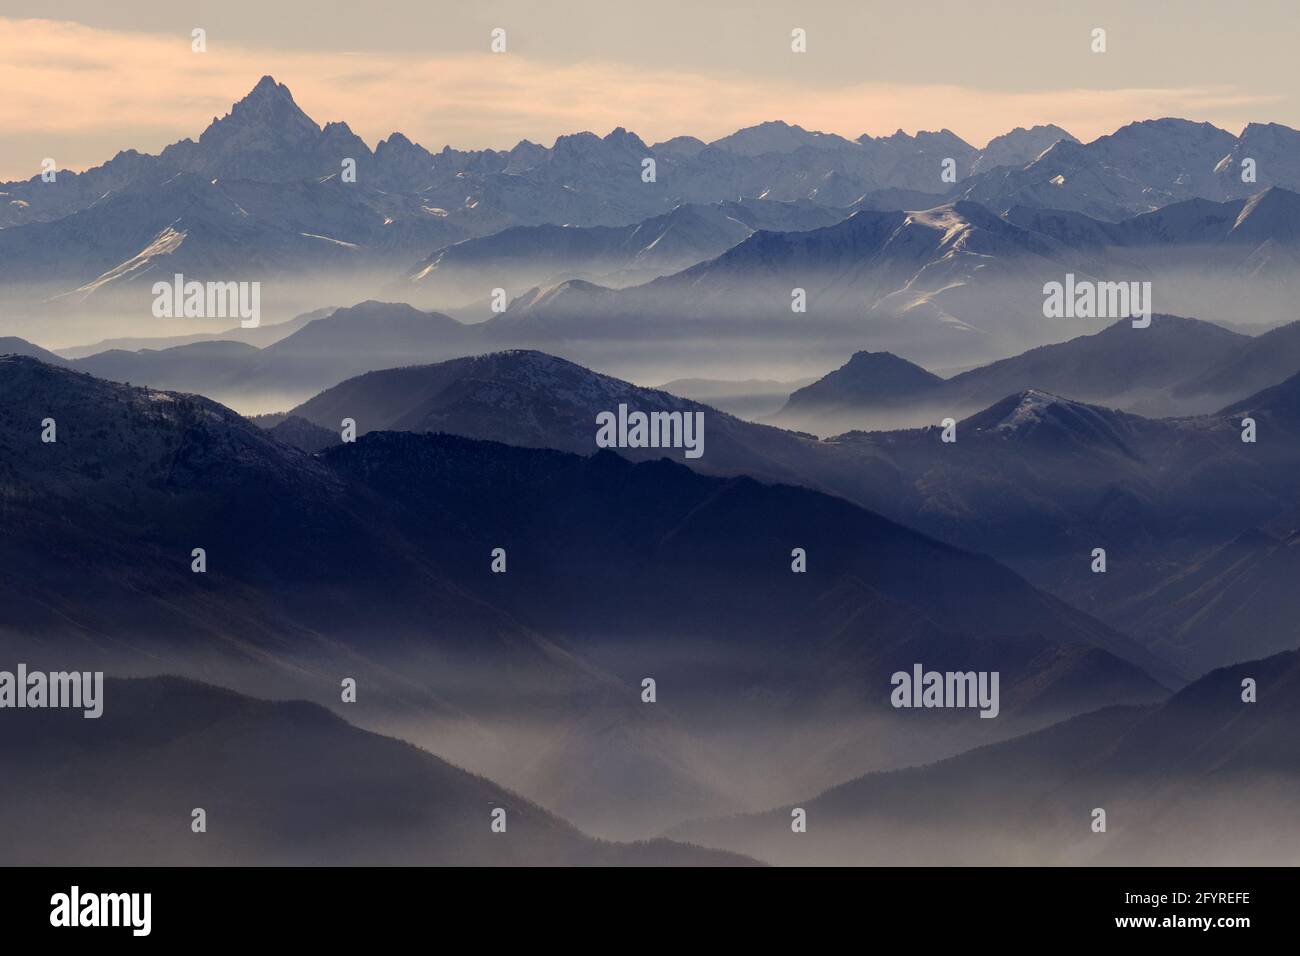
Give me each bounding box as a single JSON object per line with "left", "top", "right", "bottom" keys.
{"left": 9, "top": 53, "right": 1300, "bottom": 872}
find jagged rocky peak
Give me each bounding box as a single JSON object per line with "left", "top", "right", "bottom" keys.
{"left": 206, "top": 75, "right": 320, "bottom": 141}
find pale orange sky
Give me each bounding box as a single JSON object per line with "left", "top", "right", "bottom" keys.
{"left": 1, "top": 2, "right": 1296, "bottom": 181}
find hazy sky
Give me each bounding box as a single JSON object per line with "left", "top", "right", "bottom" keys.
{"left": 2, "top": 0, "right": 1297, "bottom": 180}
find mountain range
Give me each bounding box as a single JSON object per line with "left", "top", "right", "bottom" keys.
{"left": 959, "top": 119, "right": 1300, "bottom": 220}
{"left": 668, "top": 645, "right": 1300, "bottom": 865}
{"left": 6, "top": 70, "right": 1300, "bottom": 865}
{"left": 484, "top": 188, "right": 1300, "bottom": 368}
{"left": 30, "top": 275, "right": 1300, "bottom": 428}
{"left": 0, "top": 354, "right": 1175, "bottom": 835}
{"left": 4, "top": 336, "right": 1298, "bottom": 857}
{"left": 2, "top": 85, "right": 1058, "bottom": 234}
{"left": 772, "top": 314, "right": 1268, "bottom": 431}
{"left": 0, "top": 675, "right": 750, "bottom": 866}
{"left": 402, "top": 198, "right": 849, "bottom": 309}
{"left": 251, "top": 342, "right": 1300, "bottom": 678}
{"left": 14, "top": 299, "right": 1300, "bottom": 678}
{"left": 10, "top": 76, "right": 1300, "bottom": 365}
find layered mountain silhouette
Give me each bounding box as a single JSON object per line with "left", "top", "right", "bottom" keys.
{"left": 958, "top": 118, "right": 1254, "bottom": 220}
{"left": 773, "top": 314, "right": 1259, "bottom": 431}
{"left": 0, "top": 675, "right": 752, "bottom": 866}
{"left": 1107, "top": 530, "right": 1300, "bottom": 674}
{"left": 487, "top": 190, "right": 1300, "bottom": 366}
{"left": 0, "top": 354, "right": 601, "bottom": 714}
{"left": 777, "top": 351, "right": 946, "bottom": 427}
{"left": 654, "top": 374, "right": 818, "bottom": 419}
{"left": 264, "top": 346, "right": 1300, "bottom": 677}
{"left": 668, "top": 646, "right": 1300, "bottom": 865}
{"left": 484, "top": 202, "right": 1074, "bottom": 363}
{"left": 0, "top": 355, "right": 1178, "bottom": 834}
{"left": 70, "top": 301, "right": 477, "bottom": 409}
{"left": 0, "top": 81, "right": 1255, "bottom": 292}
{"left": 55, "top": 307, "right": 334, "bottom": 360}
{"left": 46, "top": 294, "right": 1300, "bottom": 434}
{"left": 0, "top": 79, "right": 1062, "bottom": 288}
{"left": 7, "top": 70, "right": 1300, "bottom": 866}
{"left": 282, "top": 348, "right": 821, "bottom": 487}
{"left": 404, "top": 198, "right": 848, "bottom": 308}
{"left": 816, "top": 382, "right": 1300, "bottom": 675}
{"left": 8, "top": 75, "right": 1300, "bottom": 369}
{"left": 3, "top": 352, "right": 1158, "bottom": 706}
{"left": 318, "top": 429, "right": 1164, "bottom": 705}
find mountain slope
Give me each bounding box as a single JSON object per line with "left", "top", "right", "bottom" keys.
{"left": 959, "top": 118, "right": 1240, "bottom": 220}
{"left": 823, "top": 378, "right": 1300, "bottom": 673}
{"left": 774, "top": 351, "right": 943, "bottom": 428}
{"left": 940, "top": 315, "right": 1249, "bottom": 414}
{"left": 0, "top": 676, "right": 751, "bottom": 866}
{"left": 71, "top": 302, "right": 479, "bottom": 410}
{"left": 487, "top": 200, "right": 1085, "bottom": 366}
{"left": 774, "top": 315, "right": 1251, "bottom": 432}
{"left": 10, "top": 75, "right": 1300, "bottom": 359}
{"left": 1108, "top": 530, "right": 1300, "bottom": 670}
{"left": 2, "top": 355, "right": 1178, "bottom": 836}
{"left": 0, "top": 171, "right": 467, "bottom": 292}
{"left": 491, "top": 188, "right": 1300, "bottom": 370}
{"left": 2, "top": 354, "right": 1169, "bottom": 702}
{"left": 0, "top": 354, "right": 598, "bottom": 712}
{"left": 405, "top": 199, "right": 848, "bottom": 307}
{"left": 1175, "top": 318, "right": 1300, "bottom": 404}
{"left": 322, "top": 431, "right": 1164, "bottom": 704}
{"left": 668, "top": 646, "right": 1300, "bottom": 865}
{"left": 55, "top": 307, "right": 332, "bottom": 359}
{"left": 0, "top": 336, "right": 74, "bottom": 367}
{"left": 970, "top": 124, "right": 1077, "bottom": 175}
{"left": 278, "top": 345, "right": 1300, "bottom": 676}
{"left": 285, "top": 349, "right": 825, "bottom": 487}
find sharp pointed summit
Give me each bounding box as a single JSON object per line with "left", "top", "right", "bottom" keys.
{"left": 153, "top": 75, "right": 366, "bottom": 183}
{"left": 205, "top": 75, "right": 320, "bottom": 142}
{"left": 246, "top": 73, "right": 291, "bottom": 100}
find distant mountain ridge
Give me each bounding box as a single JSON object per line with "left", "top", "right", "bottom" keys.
{"left": 403, "top": 198, "right": 849, "bottom": 308}
{"left": 779, "top": 351, "right": 945, "bottom": 420}
{"left": 0, "top": 348, "right": 1180, "bottom": 697}
{"left": 0, "top": 354, "right": 1178, "bottom": 834}
{"left": 0, "top": 77, "right": 1069, "bottom": 322}
{"left": 8, "top": 75, "right": 1300, "bottom": 361}
{"left": 0, "top": 352, "right": 1168, "bottom": 703}
{"left": 267, "top": 344, "right": 1300, "bottom": 677}
{"left": 10, "top": 83, "right": 1295, "bottom": 245}
{"left": 773, "top": 314, "right": 1261, "bottom": 431}
{"left": 4, "top": 94, "right": 1060, "bottom": 232}
{"left": 10, "top": 62, "right": 1300, "bottom": 871}
{"left": 488, "top": 188, "right": 1300, "bottom": 367}
{"left": 958, "top": 118, "right": 1256, "bottom": 220}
